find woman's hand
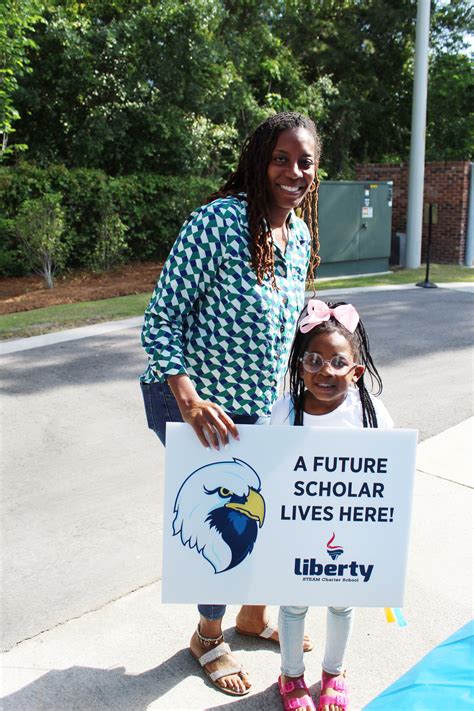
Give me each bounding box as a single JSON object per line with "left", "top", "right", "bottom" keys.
{"left": 167, "top": 374, "right": 239, "bottom": 449}
{"left": 181, "top": 399, "right": 239, "bottom": 449}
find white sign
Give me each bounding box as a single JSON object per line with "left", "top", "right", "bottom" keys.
{"left": 162, "top": 424, "right": 417, "bottom": 607}
{"left": 362, "top": 206, "right": 373, "bottom": 218}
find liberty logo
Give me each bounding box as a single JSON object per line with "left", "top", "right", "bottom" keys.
{"left": 172, "top": 459, "right": 265, "bottom": 574}
{"left": 327, "top": 532, "right": 344, "bottom": 560}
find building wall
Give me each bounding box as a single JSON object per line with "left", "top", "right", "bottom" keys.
{"left": 355, "top": 161, "right": 471, "bottom": 264}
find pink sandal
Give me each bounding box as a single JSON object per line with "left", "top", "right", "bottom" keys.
{"left": 278, "top": 675, "right": 316, "bottom": 711}
{"left": 318, "top": 672, "right": 349, "bottom": 711}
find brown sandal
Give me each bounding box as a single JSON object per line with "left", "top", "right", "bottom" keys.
{"left": 235, "top": 622, "right": 314, "bottom": 652}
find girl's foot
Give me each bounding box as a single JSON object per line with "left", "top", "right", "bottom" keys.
{"left": 278, "top": 674, "right": 315, "bottom": 711}
{"left": 236, "top": 605, "right": 314, "bottom": 651}
{"left": 318, "top": 670, "right": 348, "bottom": 711}
{"left": 189, "top": 627, "right": 251, "bottom": 695}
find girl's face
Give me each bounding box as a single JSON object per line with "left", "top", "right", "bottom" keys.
{"left": 266, "top": 127, "right": 317, "bottom": 217}
{"left": 299, "top": 330, "right": 365, "bottom": 416}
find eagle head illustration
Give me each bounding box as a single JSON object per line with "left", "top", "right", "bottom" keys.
{"left": 172, "top": 458, "right": 265, "bottom": 573}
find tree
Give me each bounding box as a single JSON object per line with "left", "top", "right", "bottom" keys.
{"left": 277, "top": 0, "right": 472, "bottom": 174}
{"left": 16, "top": 192, "right": 69, "bottom": 288}
{"left": 0, "top": 0, "right": 43, "bottom": 159}
{"left": 426, "top": 52, "right": 473, "bottom": 160}
{"left": 6, "top": 0, "right": 472, "bottom": 177}
{"left": 10, "top": 0, "right": 331, "bottom": 175}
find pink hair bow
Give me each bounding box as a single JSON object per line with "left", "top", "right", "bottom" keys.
{"left": 299, "top": 299, "right": 360, "bottom": 334}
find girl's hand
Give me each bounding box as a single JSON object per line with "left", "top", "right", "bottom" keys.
{"left": 167, "top": 374, "right": 239, "bottom": 449}
{"left": 181, "top": 399, "right": 239, "bottom": 450}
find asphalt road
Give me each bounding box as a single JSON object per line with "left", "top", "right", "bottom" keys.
{"left": 1, "top": 285, "right": 473, "bottom": 652}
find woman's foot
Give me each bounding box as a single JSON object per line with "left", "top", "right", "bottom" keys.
{"left": 236, "top": 605, "right": 313, "bottom": 651}
{"left": 278, "top": 674, "right": 315, "bottom": 711}
{"left": 318, "top": 670, "right": 348, "bottom": 711}
{"left": 189, "top": 626, "right": 251, "bottom": 696}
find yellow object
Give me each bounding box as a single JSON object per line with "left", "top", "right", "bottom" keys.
{"left": 384, "top": 607, "right": 396, "bottom": 623}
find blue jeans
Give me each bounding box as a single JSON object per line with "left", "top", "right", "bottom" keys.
{"left": 279, "top": 605, "right": 354, "bottom": 676}
{"left": 140, "top": 380, "right": 267, "bottom": 620}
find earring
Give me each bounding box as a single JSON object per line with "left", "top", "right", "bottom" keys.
{"left": 309, "top": 181, "right": 317, "bottom": 193}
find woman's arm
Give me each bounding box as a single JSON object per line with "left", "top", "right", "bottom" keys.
{"left": 142, "top": 201, "right": 240, "bottom": 448}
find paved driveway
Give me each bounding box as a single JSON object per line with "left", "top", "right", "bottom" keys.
{"left": 1, "top": 285, "right": 473, "bottom": 652}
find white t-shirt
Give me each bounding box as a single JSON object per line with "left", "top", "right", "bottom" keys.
{"left": 270, "top": 388, "right": 394, "bottom": 429}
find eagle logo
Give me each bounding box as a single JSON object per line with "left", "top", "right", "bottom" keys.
{"left": 172, "top": 458, "right": 265, "bottom": 574}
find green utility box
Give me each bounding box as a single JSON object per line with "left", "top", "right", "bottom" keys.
{"left": 317, "top": 181, "right": 393, "bottom": 277}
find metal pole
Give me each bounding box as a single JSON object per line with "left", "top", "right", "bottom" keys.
{"left": 464, "top": 162, "right": 474, "bottom": 267}
{"left": 416, "top": 204, "right": 437, "bottom": 288}
{"left": 406, "top": 0, "right": 431, "bottom": 269}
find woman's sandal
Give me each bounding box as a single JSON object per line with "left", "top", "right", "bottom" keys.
{"left": 235, "top": 622, "right": 314, "bottom": 652}
{"left": 278, "top": 675, "right": 316, "bottom": 711}
{"left": 190, "top": 627, "right": 251, "bottom": 697}
{"left": 318, "top": 671, "right": 349, "bottom": 711}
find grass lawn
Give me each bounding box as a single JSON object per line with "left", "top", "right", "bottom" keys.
{"left": 313, "top": 263, "right": 473, "bottom": 290}
{"left": 0, "top": 293, "right": 149, "bottom": 340}
{"left": 1, "top": 264, "right": 472, "bottom": 341}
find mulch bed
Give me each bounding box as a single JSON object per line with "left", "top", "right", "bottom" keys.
{"left": 0, "top": 262, "right": 162, "bottom": 315}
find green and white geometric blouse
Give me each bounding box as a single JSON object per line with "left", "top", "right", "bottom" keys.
{"left": 141, "top": 195, "right": 310, "bottom": 417}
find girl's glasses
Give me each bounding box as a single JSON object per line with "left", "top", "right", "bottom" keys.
{"left": 300, "top": 351, "right": 357, "bottom": 375}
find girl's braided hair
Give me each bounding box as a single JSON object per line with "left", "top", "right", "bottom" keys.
{"left": 288, "top": 301, "right": 383, "bottom": 428}
{"left": 207, "top": 111, "right": 322, "bottom": 289}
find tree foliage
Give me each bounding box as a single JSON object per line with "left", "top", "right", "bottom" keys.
{"left": 4, "top": 0, "right": 473, "bottom": 177}
{"left": 0, "top": 0, "right": 44, "bottom": 159}
{"left": 426, "top": 52, "right": 473, "bottom": 160}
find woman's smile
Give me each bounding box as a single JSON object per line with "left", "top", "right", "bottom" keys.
{"left": 276, "top": 183, "right": 307, "bottom": 194}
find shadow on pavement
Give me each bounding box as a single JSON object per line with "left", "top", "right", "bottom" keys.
{"left": 0, "top": 651, "right": 317, "bottom": 711}
{"left": 2, "top": 650, "right": 196, "bottom": 711}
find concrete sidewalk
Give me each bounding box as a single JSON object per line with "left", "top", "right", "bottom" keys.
{"left": 1, "top": 419, "right": 472, "bottom": 710}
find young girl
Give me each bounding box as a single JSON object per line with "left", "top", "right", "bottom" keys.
{"left": 272, "top": 299, "right": 394, "bottom": 711}
{"left": 141, "top": 113, "right": 320, "bottom": 695}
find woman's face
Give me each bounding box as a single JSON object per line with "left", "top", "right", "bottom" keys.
{"left": 266, "top": 127, "right": 317, "bottom": 214}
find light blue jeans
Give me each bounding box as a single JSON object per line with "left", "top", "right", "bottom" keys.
{"left": 279, "top": 605, "right": 354, "bottom": 676}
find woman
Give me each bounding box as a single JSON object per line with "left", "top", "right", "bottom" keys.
{"left": 141, "top": 111, "right": 321, "bottom": 696}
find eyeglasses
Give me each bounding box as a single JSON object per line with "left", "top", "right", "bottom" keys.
{"left": 299, "top": 351, "right": 357, "bottom": 374}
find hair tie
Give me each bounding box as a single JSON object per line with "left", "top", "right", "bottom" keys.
{"left": 299, "top": 299, "right": 360, "bottom": 334}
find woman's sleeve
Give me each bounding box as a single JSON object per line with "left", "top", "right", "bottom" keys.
{"left": 141, "top": 204, "right": 227, "bottom": 378}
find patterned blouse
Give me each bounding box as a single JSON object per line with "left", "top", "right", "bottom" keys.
{"left": 141, "top": 195, "right": 310, "bottom": 416}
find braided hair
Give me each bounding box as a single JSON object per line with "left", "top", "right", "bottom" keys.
{"left": 207, "top": 112, "right": 322, "bottom": 289}
{"left": 288, "top": 301, "right": 382, "bottom": 428}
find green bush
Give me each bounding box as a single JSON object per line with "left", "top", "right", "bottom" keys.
{"left": 0, "top": 164, "right": 218, "bottom": 276}
{"left": 88, "top": 203, "right": 128, "bottom": 273}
